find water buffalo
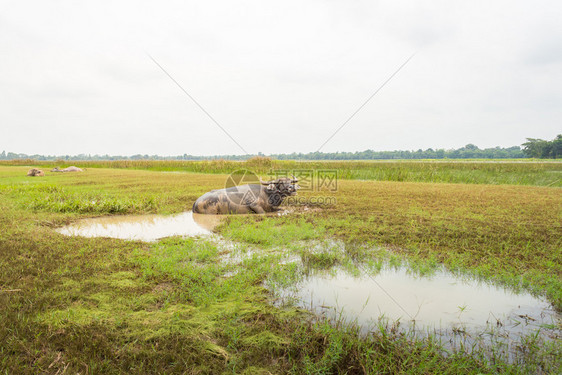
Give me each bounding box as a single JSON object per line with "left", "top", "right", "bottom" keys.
{"left": 51, "top": 166, "right": 84, "bottom": 172}
{"left": 27, "top": 168, "right": 44, "bottom": 177}
{"left": 193, "top": 176, "right": 299, "bottom": 214}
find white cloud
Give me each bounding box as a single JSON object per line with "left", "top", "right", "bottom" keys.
{"left": 1, "top": 0, "right": 560, "bottom": 156}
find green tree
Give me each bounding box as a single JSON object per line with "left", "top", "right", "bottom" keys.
{"left": 522, "top": 135, "right": 561, "bottom": 158}
{"left": 552, "top": 134, "right": 562, "bottom": 158}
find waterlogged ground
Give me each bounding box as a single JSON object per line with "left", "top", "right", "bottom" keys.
{"left": 56, "top": 208, "right": 562, "bottom": 370}
{"left": 56, "top": 213, "right": 561, "bottom": 347}
{"left": 1, "top": 164, "right": 561, "bottom": 374}
{"left": 274, "top": 259, "right": 560, "bottom": 360}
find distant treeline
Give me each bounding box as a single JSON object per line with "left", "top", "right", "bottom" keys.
{"left": 0, "top": 143, "right": 533, "bottom": 161}
{"left": 269, "top": 144, "right": 526, "bottom": 160}
{"left": 1, "top": 137, "right": 560, "bottom": 161}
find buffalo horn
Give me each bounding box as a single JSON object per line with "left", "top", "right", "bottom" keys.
{"left": 260, "top": 178, "right": 273, "bottom": 185}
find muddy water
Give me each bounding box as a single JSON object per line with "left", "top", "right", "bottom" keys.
{"left": 56, "top": 210, "right": 292, "bottom": 242}
{"left": 278, "top": 266, "right": 560, "bottom": 346}
{"left": 56, "top": 211, "right": 224, "bottom": 241}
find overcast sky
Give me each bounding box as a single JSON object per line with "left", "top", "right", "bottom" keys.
{"left": 1, "top": 0, "right": 561, "bottom": 156}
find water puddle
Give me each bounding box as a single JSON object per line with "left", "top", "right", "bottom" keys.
{"left": 56, "top": 209, "right": 300, "bottom": 242}
{"left": 276, "top": 265, "right": 560, "bottom": 355}
{"left": 56, "top": 211, "right": 224, "bottom": 241}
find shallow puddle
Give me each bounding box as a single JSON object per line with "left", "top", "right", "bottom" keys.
{"left": 277, "top": 265, "right": 560, "bottom": 352}
{"left": 56, "top": 211, "right": 224, "bottom": 241}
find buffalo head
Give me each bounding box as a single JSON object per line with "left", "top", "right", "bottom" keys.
{"left": 261, "top": 175, "right": 299, "bottom": 206}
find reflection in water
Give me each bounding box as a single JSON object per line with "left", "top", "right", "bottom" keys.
{"left": 57, "top": 211, "right": 224, "bottom": 242}
{"left": 277, "top": 266, "right": 560, "bottom": 350}
{"left": 192, "top": 213, "right": 225, "bottom": 231}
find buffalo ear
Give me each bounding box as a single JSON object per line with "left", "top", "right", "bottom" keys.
{"left": 266, "top": 183, "right": 276, "bottom": 192}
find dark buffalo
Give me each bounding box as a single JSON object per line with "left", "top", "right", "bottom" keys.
{"left": 193, "top": 176, "right": 299, "bottom": 214}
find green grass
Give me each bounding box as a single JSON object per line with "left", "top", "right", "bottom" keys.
{"left": 2, "top": 157, "right": 561, "bottom": 186}
{"left": 218, "top": 179, "right": 562, "bottom": 311}
{"left": 0, "top": 164, "right": 560, "bottom": 374}
{"left": 3, "top": 183, "right": 158, "bottom": 214}
{"left": 218, "top": 217, "right": 325, "bottom": 246}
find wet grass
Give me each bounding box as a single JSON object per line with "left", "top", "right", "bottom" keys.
{"left": 0, "top": 165, "right": 560, "bottom": 374}
{"left": 219, "top": 180, "right": 562, "bottom": 311}
{"left": 220, "top": 217, "right": 325, "bottom": 246}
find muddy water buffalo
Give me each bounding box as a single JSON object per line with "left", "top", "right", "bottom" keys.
{"left": 51, "top": 166, "right": 84, "bottom": 172}
{"left": 27, "top": 168, "right": 44, "bottom": 177}
{"left": 193, "top": 177, "right": 299, "bottom": 214}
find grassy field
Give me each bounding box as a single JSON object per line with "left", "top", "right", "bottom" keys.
{"left": 0, "top": 163, "right": 560, "bottom": 374}
{"left": 2, "top": 158, "right": 561, "bottom": 187}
